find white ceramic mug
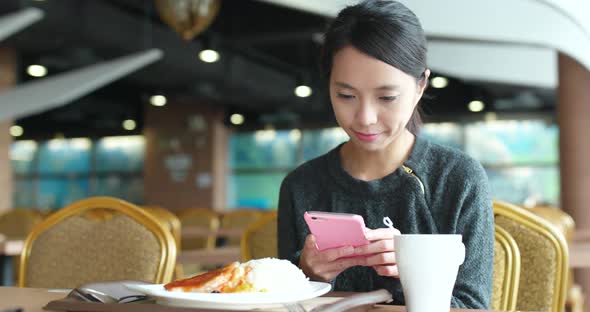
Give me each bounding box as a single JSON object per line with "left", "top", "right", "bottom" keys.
{"left": 394, "top": 234, "right": 465, "bottom": 312}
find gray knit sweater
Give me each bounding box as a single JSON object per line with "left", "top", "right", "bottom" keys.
{"left": 278, "top": 136, "right": 494, "bottom": 309}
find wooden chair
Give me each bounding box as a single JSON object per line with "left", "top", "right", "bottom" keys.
{"left": 19, "top": 197, "right": 176, "bottom": 288}
{"left": 494, "top": 200, "right": 569, "bottom": 312}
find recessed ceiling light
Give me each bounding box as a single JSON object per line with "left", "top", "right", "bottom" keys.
{"left": 150, "top": 95, "right": 167, "bottom": 107}
{"left": 468, "top": 100, "right": 485, "bottom": 112}
{"left": 9, "top": 125, "right": 23, "bottom": 137}
{"left": 294, "top": 85, "right": 312, "bottom": 98}
{"left": 230, "top": 113, "right": 244, "bottom": 125}
{"left": 27, "top": 64, "right": 47, "bottom": 77}
{"left": 122, "top": 119, "right": 137, "bottom": 131}
{"left": 431, "top": 76, "right": 448, "bottom": 89}
{"left": 199, "top": 49, "right": 220, "bottom": 63}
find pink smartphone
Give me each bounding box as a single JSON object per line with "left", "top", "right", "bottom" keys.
{"left": 304, "top": 211, "right": 369, "bottom": 251}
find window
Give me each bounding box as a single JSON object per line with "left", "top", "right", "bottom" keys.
{"left": 12, "top": 136, "right": 145, "bottom": 210}
{"left": 227, "top": 128, "right": 349, "bottom": 209}
{"left": 229, "top": 120, "right": 560, "bottom": 209}
{"left": 420, "top": 119, "right": 559, "bottom": 206}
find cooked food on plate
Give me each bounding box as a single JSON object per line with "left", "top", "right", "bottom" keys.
{"left": 164, "top": 258, "right": 310, "bottom": 293}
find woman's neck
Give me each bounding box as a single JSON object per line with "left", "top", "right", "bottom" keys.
{"left": 340, "top": 130, "right": 415, "bottom": 181}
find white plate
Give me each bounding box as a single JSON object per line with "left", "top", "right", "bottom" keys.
{"left": 125, "top": 281, "right": 331, "bottom": 310}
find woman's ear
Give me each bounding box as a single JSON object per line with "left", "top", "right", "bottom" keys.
{"left": 417, "top": 69, "right": 430, "bottom": 97}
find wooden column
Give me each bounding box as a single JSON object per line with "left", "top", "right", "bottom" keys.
{"left": 143, "top": 98, "right": 227, "bottom": 211}
{"left": 0, "top": 48, "right": 16, "bottom": 212}
{"left": 558, "top": 53, "right": 590, "bottom": 301}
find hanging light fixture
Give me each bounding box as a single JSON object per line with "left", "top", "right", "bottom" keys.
{"left": 154, "top": 0, "right": 222, "bottom": 41}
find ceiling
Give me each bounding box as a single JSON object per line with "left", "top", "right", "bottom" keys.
{"left": 0, "top": 0, "right": 556, "bottom": 139}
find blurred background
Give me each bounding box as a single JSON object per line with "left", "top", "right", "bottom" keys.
{"left": 0, "top": 0, "right": 563, "bottom": 211}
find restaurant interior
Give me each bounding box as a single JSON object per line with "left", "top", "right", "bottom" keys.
{"left": 0, "top": 0, "right": 589, "bottom": 311}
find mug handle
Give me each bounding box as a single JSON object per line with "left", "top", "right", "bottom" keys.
{"left": 457, "top": 242, "right": 465, "bottom": 265}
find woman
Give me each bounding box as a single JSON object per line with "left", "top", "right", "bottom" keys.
{"left": 277, "top": 0, "right": 494, "bottom": 309}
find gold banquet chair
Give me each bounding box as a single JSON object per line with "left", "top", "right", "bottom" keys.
{"left": 143, "top": 206, "right": 182, "bottom": 250}
{"left": 143, "top": 206, "right": 183, "bottom": 279}
{"left": 177, "top": 208, "right": 220, "bottom": 250}
{"left": 491, "top": 224, "right": 521, "bottom": 311}
{"left": 0, "top": 209, "right": 44, "bottom": 285}
{"left": 220, "top": 210, "right": 263, "bottom": 246}
{"left": 176, "top": 208, "right": 220, "bottom": 277}
{"left": 241, "top": 211, "right": 278, "bottom": 261}
{"left": 493, "top": 200, "right": 569, "bottom": 312}
{"left": 19, "top": 197, "right": 176, "bottom": 289}
{"left": 0, "top": 209, "right": 43, "bottom": 239}
{"left": 528, "top": 206, "right": 584, "bottom": 312}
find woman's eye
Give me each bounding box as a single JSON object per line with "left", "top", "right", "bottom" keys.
{"left": 380, "top": 96, "right": 398, "bottom": 102}
{"left": 337, "top": 93, "right": 355, "bottom": 99}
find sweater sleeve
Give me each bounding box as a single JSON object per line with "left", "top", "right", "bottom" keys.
{"left": 277, "top": 177, "right": 302, "bottom": 266}
{"left": 450, "top": 159, "right": 495, "bottom": 309}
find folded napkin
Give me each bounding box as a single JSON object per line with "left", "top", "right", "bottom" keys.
{"left": 68, "top": 280, "right": 149, "bottom": 302}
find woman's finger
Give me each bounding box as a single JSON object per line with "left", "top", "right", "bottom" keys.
{"left": 364, "top": 227, "right": 401, "bottom": 241}
{"left": 364, "top": 251, "right": 396, "bottom": 266}
{"left": 320, "top": 245, "right": 355, "bottom": 262}
{"left": 354, "top": 239, "right": 394, "bottom": 255}
{"left": 304, "top": 234, "right": 318, "bottom": 250}
{"left": 318, "top": 256, "right": 366, "bottom": 274}
{"left": 373, "top": 264, "right": 399, "bottom": 277}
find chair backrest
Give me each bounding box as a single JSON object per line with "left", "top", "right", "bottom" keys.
{"left": 221, "top": 210, "right": 263, "bottom": 246}
{"left": 529, "top": 206, "right": 575, "bottom": 244}
{"left": 143, "top": 206, "right": 184, "bottom": 279}
{"left": 0, "top": 209, "right": 43, "bottom": 239}
{"left": 527, "top": 206, "right": 581, "bottom": 312}
{"left": 493, "top": 200, "right": 569, "bottom": 312}
{"left": 177, "top": 208, "right": 219, "bottom": 250}
{"left": 143, "top": 206, "right": 182, "bottom": 250}
{"left": 19, "top": 197, "right": 176, "bottom": 289}
{"left": 491, "top": 224, "right": 521, "bottom": 311}
{"left": 241, "top": 211, "right": 277, "bottom": 261}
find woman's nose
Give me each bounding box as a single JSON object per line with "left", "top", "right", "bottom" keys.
{"left": 356, "top": 102, "right": 378, "bottom": 126}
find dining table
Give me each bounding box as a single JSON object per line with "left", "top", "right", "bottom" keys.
{"left": 0, "top": 286, "right": 511, "bottom": 312}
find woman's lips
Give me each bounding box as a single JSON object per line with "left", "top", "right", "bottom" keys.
{"left": 354, "top": 131, "right": 379, "bottom": 142}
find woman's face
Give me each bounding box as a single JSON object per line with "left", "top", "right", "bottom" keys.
{"left": 329, "top": 45, "right": 428, "bottom": 152}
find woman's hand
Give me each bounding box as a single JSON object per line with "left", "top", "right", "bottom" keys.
{"left": 299, "top": 234, "right": 366, "bottom": 282}
{"left": 354, "top": 227, "right": 401, "bottom": 277}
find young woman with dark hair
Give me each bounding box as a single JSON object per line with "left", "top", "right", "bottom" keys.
{"left": 278, "top": 0, "right": 494, "bottom": 309}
